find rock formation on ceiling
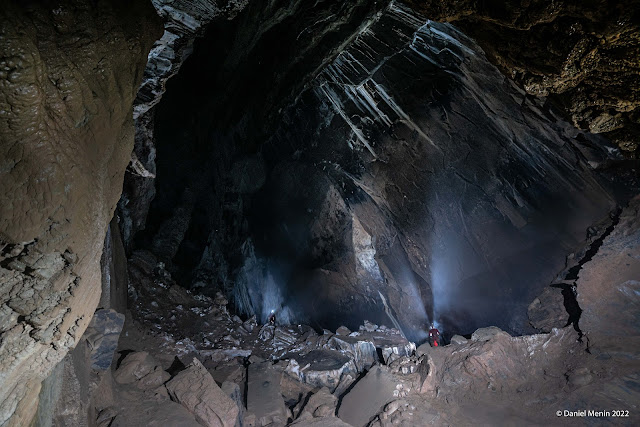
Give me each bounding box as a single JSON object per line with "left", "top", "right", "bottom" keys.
{"left": 0, "top": 1, "right": 161, "bottom": 424}
{"left": 405, "top": 0, "right": 640, "bottom": 153}
{"left": 139, "top": 2, "right": 617, "bottom": 340}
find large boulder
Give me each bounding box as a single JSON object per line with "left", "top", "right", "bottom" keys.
{"left": 337, "top": 365, "right": 398, "bottom": 427}
{"left": 471, "top": 327, "right": 510, "bottom": 342}
{"left": 166, "top": 358, "right": 239, "bottom": 427}
{"left": 285, "top": 350, "right": 357, "bottom": 393}
{"left": 247, "top": 361, "right": 288, "bottom": 426}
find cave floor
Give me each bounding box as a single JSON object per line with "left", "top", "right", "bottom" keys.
{"left": 100, "top": 197, "right": 640, "bottom": 427}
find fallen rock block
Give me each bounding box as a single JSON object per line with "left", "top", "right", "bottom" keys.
{"left": 336, "top": 326, "right": 351, "bottom": 336}
{"left": 137, "top": 366, "right": 171, "bottom": 390}
{"left": 110, "top": 400, "right": 201, "bottom": 427}
{"left": 274, "top": 327, "right": 297, "bottom": 349}
{"left": 326, "top": 335, "right": 377, "bottom": 372}
{"left": 285, "top": 350, "right": 357, "bottom": 392}
{"left": 85, "top": 309, "right": 125, "bottom": 371}
{"left": 114, "top": 352, "right": 157, "bottom": 384}
{"left": 247, "top": 361, "right": 288, "bottom": 426}
{"left": 471, "top": 326, "right": 510, "bottom": 342}
{"left": 166, "top": 358, "right": 239, "bottom": 427}
{"left": 298, "top": 387, "right": 338, "bottom": 419}
{"left": 222, "top": 381, "right": 245, "bottom": 427}
{"left": 337, "top": 365, "right": 398, "bottom": 426}
{"left": 450, "top": 335, "right": 468, "bottom": 345}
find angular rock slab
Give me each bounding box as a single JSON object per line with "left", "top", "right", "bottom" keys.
{"left": 166, "top": 358, "right": 239, "bottom": 427}
{"left": 247, "top": 361, "right": 288, "bottom": 426}
{"left": 337, "top": 365, "right": 398, "bottom": 427}
{"left": 286, "top": 350, "right": 357, "bottom": 393}
{"left": 84, "top": 309, "right": 125, "bottom": 371}
{"left": 326, "top": 335, "right": 377, "bottom": 372}
{"left": 471, "top": 326, "right": 511, "bottom": 342}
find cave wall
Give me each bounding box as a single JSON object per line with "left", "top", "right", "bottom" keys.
{"left": 239, "top": 3, "right": 617, "bottom": 339}
{"left": 405, "top": 0, "right": 640, "bottom": 153}
{"left": 137, "top": 2, "right": 618, "bottom": 341}
{"left": 0, "top": 1, "right": 161, "bottom": 424}
{"left": 135, "top": 0, "right": 387, "bottom": 286}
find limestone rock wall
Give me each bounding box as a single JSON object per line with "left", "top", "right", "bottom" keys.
{"left": 119, "top": 0, "right": 253, "bottom": 249}
{"left": 406, "top": 0, "right": 640, "bottom": 153}
{"left": 0, "top": 1, "right": 161, "bottom": 424}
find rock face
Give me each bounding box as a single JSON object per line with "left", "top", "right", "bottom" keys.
{"left": 406, "top": 0, "right": 640, "bottom": 153}
{"left": 0, "top": 1, "right": 161, "bottom": 424}
{"left": 229, "top": 4, "right": 615, "bottom": 338}
{"left": 119, "top": 0, "right": 253, "bottom": 248}
{"left": 120, "top": 0, "right": 386, "bottom": 253}
{"left": 131, "top": 1, "right": 620, "bottom": 342}
{"left": 577, "top": 196, "right": 640, "bottom": 348}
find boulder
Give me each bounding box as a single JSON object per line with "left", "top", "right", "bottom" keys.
{"left": 221, "top": 381, "right": 245, "bottom": 427}
{"left": 360, "top": 320, "right": 378, "bottom": 332}
{"left": 114, "top": 352, "right": 157, "bottom": 384}
{"left": 298, "top": 387, "right": 338, "bottom": 419}
{"left": 165, "top": 358, "right": 239, "bottom": 427}
{"left": 274, "top": 327, "right": 297, "bottom": 349}
{"left": 415, "top": 343, "right": 433, "bottom": 358}
{"left": 84, "top": 309, "right": 125, "bottom": 371}
{"left": 247, "top": 361, "right": 288, "bottom": 426}
{"left": 285, "top": 350, "right": 357, "bottom": 392}
{"left": 137, "top": 367, "right": 171, "bottom": 390}
{"left": 336, "top": 326, "right": 351, "bottom": 336}
{"left": 110, "top": 400, "right": 201, "bottom": 427}
{"left": 471, "top": 327, "right": 510, "bottom": 342}
{"left": 326, "top": 335, "right": 377, "bottom": 372}
{"left": 450, "top": 335, "right": 468, "bottom": 345}
{"left": 337, "top": 365, "right": 398, "bottom": 426}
